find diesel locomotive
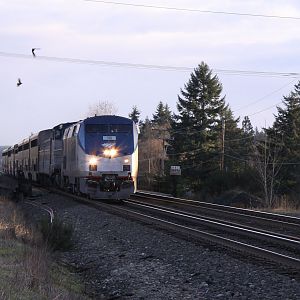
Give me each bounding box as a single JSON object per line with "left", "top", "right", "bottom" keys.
{"left": 1, "top": 115, "right": 139, "bottom": 200}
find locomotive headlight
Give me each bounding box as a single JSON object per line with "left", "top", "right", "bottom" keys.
{"left": 110, "top": 148, "right": 117, "bottom": 157}
{"left": 103, "top": 149, "right": 110, "bottom": 156}
{"left": 89, "top": 156, "right": 97, "bottom": 165}
{"left": 89, "top": 156, "right": 97, "bottom": 171}
{"left": 124, "top": 158, "right": 129, "bottom": 163}
{"left": 103, "top": 148, "right": 118, "bottom": 157}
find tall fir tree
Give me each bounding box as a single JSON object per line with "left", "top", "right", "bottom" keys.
{"left": 139, "top": 116, "right": 151, "bottom": 139}
{"left": 221, "top": 105, "right": 243, "bottom": 172}
{"left": 242, "top": 116, "right": 254, "bottom": 137}
{"left": 266, "top": 81, "right": 300, "bottom": 193}
{"left": 240, "top": 116, "right": 255, "bottom": 163}
{"left": 152, "top": 101, "right": 172, "bottom": 126}
{"left": 170, "top": 62, "right": 226, "bottom": 191}
{"left": 151, "top": 102, "right": 173, "bottom": 175}
{"left": 128, "top": 105, "right": 141, "bottom": 124}
{"left": 152, "top": 101, "right": 172, "bottom": 138}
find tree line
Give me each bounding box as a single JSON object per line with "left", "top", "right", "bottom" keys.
{"left": 129, "top": 62, "right": 300, "bottom": 209}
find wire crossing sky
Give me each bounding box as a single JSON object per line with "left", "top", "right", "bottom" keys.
{"left": 84, "top": 0, "right": 300, "bottom": 20}
{"left": 0, "top": 51, "right": 299, "bottom": 78}
{"left": 1, "top": 0, "right": 300, "bottom": 144}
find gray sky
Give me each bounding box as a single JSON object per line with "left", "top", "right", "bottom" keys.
{"left": 1, "top": 0, "right": 300, "bottom": 145}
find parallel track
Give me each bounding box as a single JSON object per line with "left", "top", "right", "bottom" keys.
{"left": 134, "top": 191, "right": 300, "bottom": 224}
{"left": 47, "top": 188, "right": 300, "bottom": 274}
{"left": 125, "top": 199, "right": 300, "bottom": 270}
{"left": 132, "top": 191, "right": 300, "bottom": 237}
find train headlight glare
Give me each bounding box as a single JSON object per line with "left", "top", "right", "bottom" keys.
{"left": 89, "top": 157, "right": 97, "bottom": 165}
{"left": 103, "top": 148, "right": 118, "bottom": 157}
{"left": 103, "top": 149, "right": 110, "bottom": 156}
{"left": 110, "top": 148, "right": 117, "bottom": 157}
{"left": 124, "top": 158, "right": 129, "bottom": 163}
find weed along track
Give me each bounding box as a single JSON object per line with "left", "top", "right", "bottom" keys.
{"left": 0, "top": 192, "right": 86, "bottom": 299}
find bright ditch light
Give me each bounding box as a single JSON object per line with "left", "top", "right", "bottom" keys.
{"left": 89, "top": 156, "right": 97, "bottom": 165}
{"left": 103, "top": 148, "right": 118, "bottom": 157}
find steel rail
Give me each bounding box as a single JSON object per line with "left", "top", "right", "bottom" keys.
{"left": 125, "top": 199, "right": 300, "bottom": 251}
{"left": 24, "top": 200, "right": 54, "bottom": 224}
{"left": 134, "top": 191, "right": 300, "bottom": 227}
{"left": 48, "top": 188, "right": 300, "bottom": 271}
{"left": 129, "top": 197, "right": 300, "bottom": 242}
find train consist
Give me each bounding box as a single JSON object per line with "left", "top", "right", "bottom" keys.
{"left": 1, "top": 115, "right": 139, "bottom": 200}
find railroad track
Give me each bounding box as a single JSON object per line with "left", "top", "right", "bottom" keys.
{"left": 132, "top": 191, "right": 300, "bottom": 237}
{"left": 134, "top": 191, "right": 300, "bottom": 225}
{"left": 130, "top": 192, "right": 300, "bottom": 272}
{"left": 27, "top": 187, "right": 300, "bottom": 274}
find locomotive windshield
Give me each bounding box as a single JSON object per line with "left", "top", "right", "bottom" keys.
{"left": 86, "top": 124, "right": 132, "bottom": 134}
{"left": 80, "top": 120, "right": 135, "bottom": 156}
{"left": 85, "top": 124, "right": 108, "bottom": 133}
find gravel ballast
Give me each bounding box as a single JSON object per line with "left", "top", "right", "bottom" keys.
{"left": 16, "top": 189, "right": 300, "bottom": 299}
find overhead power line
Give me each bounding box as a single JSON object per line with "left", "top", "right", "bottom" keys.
{"left": 0, "top": 51, "right": 299, "bottom": 78}
{"left": 0, "top": 51, "right": 192, "bottom": 72}
{"left": 247, "top": 102, "right": 283, "bottom": 117}
{"left": 234, "top": 78, "right": 298, "bottom": 113}
{"left": 83, "top": 0, "right": 300, "bottom": 21}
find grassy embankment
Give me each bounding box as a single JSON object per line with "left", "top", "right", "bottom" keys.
{"left": 0, "top": 195, "right": 88, "bottom": 299}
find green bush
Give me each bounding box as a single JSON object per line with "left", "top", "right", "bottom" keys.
{"left": 39, "top": 218, "right": 73, "bottom": 251}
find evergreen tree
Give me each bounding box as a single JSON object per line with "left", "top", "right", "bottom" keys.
{"left": 170, "top": 62, "right": 226, "bottom": 191}
{"left": 254, "top": 127, "right": 266, "bottom": 142}
{"left": 242, "top": 116, "right": 254, "bottom": 137}
{"left": 139, "top": 117, "right": 151, "bottom": 139}
{"left": 152, "top": 101, "right": 172, "bottom": 137}
{"left": 151, "top": 102, "right": 173, "bottom": 176}
{"left": 152, "top": 101, "right": 172, "bottom": 126}
{"left": 129, "top": 106, "right": 141, "bottom": 124}
{"left": 239, "top": 116, "right": 255, "bottom": 163}
{"left": 267, "top": 81, "right": 300, "bottom": 193}
{"left": 221, "top": 105, "right": 243, "bottom": 172}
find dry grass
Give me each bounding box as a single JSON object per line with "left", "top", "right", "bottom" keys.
{"left": 0, "top": 196, "right": 88, "bottom": 299}
{"left": 259, "top": 195, "right": 300, "bottom": 216}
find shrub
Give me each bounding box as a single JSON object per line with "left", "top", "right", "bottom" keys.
{"left": 39, "top": 218, "right": 73, "bottom": 251}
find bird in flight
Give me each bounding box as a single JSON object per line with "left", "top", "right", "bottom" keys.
{"left": 17, "top": 78, "right": 22, "bottom": 87}
{"left": 32, "top": 48, "right": 40, "bottom": 57}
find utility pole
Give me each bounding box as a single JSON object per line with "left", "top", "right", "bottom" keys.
{"left": 220, "top": 119, "right": 225, "bottom": 171}
{"left": 264, "top": 120, "right": 268, "bottom": 206}
{"left": 161, "top": 131, "right": 167, "bottom": 176}
{"left": 148, "top": 158, "right": 151, "bottom": 174}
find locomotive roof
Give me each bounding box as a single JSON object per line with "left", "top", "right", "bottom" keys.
{"left": 83, "top": 115, "right": 133, "bottom": 125}
{"left": 53, "top": 122, "right": 77, "bottom": 130}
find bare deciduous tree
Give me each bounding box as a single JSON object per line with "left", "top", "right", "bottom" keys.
{"left": 252, "top": 137, "right": 282, "bottom": 208}
{"left": 86, "top": 100, "right": 118, "bottom": 117}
